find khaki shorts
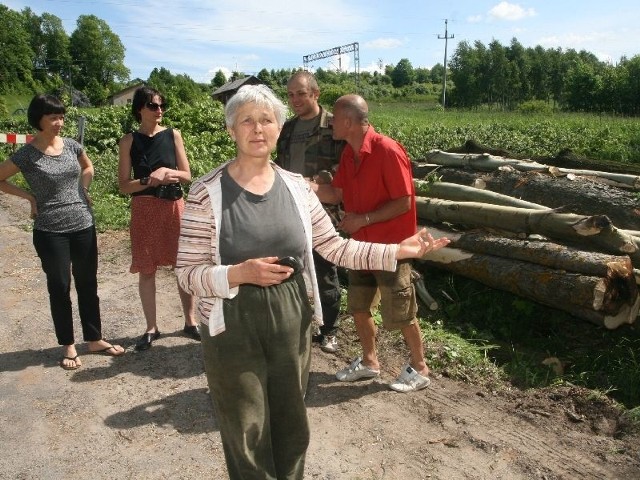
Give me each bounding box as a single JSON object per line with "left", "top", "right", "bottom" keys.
{"left": 347, "top": 260, "right": 417, "bottom": 330}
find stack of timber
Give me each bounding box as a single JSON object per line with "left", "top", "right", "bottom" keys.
{"left": 412, "top": 147, "right": 640, "bottom": 329}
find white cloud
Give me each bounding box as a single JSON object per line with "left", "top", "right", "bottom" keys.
{"left": 488, "top": 2, "right": 536, "bottom": 21}
{"left": 364, "top": 38, "right": 403, "bottom": 49}
{"left": 467, "top": 15, "right": 484, "bottom": 23}
{"left": 114, "top": 0, "right": 368, "bottom": 54}
{"left": 206, "top": 66, "right": 233, "bottom": 82}
{"left": 361, "top": 61, "right": 384, "bottom": 74}
{"left": 539, "top": 32, "right": 612, "bottom": 50}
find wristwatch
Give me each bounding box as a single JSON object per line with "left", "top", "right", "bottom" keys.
{"left": 140, "top": 177, "right": 150, "bottom": 185}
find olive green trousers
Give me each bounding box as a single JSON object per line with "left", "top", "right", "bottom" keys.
{"left": 201, "top": 274, "right": 312, "bottom": 480}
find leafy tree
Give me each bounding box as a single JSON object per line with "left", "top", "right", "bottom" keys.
{"left": 449, "top": 40, "right": 486, "bottom": 108}
{"left": 487, "top": 40, "right": 508, "bottom": 108}
{"left": 69, "top": 15, "right": 129, "bottom": 104}
{"left": 415, "top": 67, "right": 430, "bottom": 84}
{"left": 390, "top": 59, "right": 413, "bottom": 88}
{"left": 256, "top": 68, "right": 272, "bottom": 86}
{"left": 0, "top": 5, "right": 35, "bottom": 93}
{"left": 148, "top": 67, "right": 207, "bottom": 105}
{"left": 546, "top": 47, "right": 566, "bottom": 106}
{"left": 21, "top": 9, "right": 70, "bottom": 88}
{"left": 429, "top": 63, "right": 444, "bottom": 84}
{"left": 506, "top": 38, "right": 530, "bottom": 106}
{"left": 564, "top": 59, "right": 602, "bottom": 111}
{"left": 618, "top": 56, "right": 640, "bottom": 114}
{"left": 211, "top": 70, "right": 227, "bottom": 88}
{"left": 528, "top": 46, "right": 551, "bottom": 102}
{"left": 39, "top": 13, "right": 72, "bottom": 81}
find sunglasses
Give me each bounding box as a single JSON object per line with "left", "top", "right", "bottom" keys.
{"left": 145, "top": 101, "right": 168, "bottom": 111}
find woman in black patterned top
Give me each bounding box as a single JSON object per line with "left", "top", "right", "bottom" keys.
{"left": 0, "top": 94, "right": 124, "bottom": 370}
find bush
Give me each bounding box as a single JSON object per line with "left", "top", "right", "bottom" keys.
{"left": 517, "top": 100, "right": 553, "bottom": 115}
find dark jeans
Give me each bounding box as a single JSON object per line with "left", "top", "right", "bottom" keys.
{"left": 33, "top": 226, "right": 102, "bottom": 345}
{"left": 312, "top": 249, "right": 341, "bottom": 337}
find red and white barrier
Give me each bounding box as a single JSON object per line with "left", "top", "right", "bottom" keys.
{"left": 0, "top": 133, "right": 34, "bottom": 144}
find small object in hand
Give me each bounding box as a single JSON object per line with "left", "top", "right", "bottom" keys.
{"left": 315, "top": 170, "right": 333, "bottom": 184}
{"left": 276, "top": 256, "right": 301, "bottom": 275}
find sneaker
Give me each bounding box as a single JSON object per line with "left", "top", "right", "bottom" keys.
{"left": 389, "top": 364, "right": 431, "bottom": 393}
{"left": 320, "top": 335, "right": 338, "bottom": 353}
{"left": 336, "top": 357, "right": 380, "bottom": 382}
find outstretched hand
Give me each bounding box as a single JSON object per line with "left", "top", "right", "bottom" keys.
{"left": 396, "top": 228, "right": 450, "bottom": 260}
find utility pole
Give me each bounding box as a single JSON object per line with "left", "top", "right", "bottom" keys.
{"left": 438, "top": 19, "right": 454, "bottom": 109}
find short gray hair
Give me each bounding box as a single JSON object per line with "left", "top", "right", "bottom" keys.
{"left": 224, "top": 84, "right": 288, "bottom": 128}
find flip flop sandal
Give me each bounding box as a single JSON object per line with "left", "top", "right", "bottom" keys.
{"left": 89, "top": 344, "right": 125, "bottom": 357}
{"left": 60, "top": 355, "right": 81, "bottom": 370}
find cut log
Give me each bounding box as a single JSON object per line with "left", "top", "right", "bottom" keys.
{"left": 414, "top": 180, "right": 550, "bottom": 210}
{"left": 416, "top": 197, "right": 640, "bottom": 267}
{"left": 418, "top": 248, "right": 639, "bottom": 329}
{"left": 413, "top": 166, "right": 640, "bottom": 231}
{"left": 424, "top": 150, "right": 640, "bottom": 189}
{"left": 422, "top": 226, "right": 635, "bottom": 280}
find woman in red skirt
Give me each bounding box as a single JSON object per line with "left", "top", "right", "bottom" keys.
{"left": 118, "top": 87, "right": 199, "bottom": 351}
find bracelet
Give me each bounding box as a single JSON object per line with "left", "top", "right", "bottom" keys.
{"left": 83, "top": 186, "right": 89, "bottom": 192}
{"left": 365, "top": 213, "right": 371, "bottom": 225}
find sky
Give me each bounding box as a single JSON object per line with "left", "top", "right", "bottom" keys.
{"left": 4, "top": 0, "right": 640, "bottom": 83}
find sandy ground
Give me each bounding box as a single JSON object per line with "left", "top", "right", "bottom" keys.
{"left": 1, "top": 192, "right": 639, "bottom": 480}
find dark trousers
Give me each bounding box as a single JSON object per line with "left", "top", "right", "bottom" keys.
{"left": 33, "top": 226, "right": 102, "bottom": 345}
{"left": 312, "top": 249, "right": 341, "bottom": 337}
{"left": 201, "top": 274, "right": 312, "bottom": 480}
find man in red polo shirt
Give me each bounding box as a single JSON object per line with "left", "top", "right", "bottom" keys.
{"left": 312, "top": 94, "right": 444, "bottom": 392}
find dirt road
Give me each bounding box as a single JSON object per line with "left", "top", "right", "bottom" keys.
{"left": 1, "top": 193, "right": 639, "bottom": 479}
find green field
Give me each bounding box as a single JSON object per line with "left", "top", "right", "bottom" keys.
{"left": 369, "top": 102, "right": 640, "bottom": 164}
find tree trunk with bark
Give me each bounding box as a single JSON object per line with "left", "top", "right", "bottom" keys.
{"left": 418, "top": 247, "right": 639, "bottom": 329}
{"left": 416, "top": 198, "right": 640, "bottom": 267}
{"left": 412, "top": 165, "right": 640, "bottom": 231}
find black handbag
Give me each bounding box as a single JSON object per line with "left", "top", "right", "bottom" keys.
{"left": 155, "top": 183, "right": 183, "bottom": 200}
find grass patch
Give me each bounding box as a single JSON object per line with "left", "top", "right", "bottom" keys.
{"left": 0, "top": 93, "right": 32, "bottom": 116}
{"left": 415, "top": 268, "right": 640, "bottom": 408}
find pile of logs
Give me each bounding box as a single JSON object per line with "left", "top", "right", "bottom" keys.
{"left": 413, "top": 148, "right": 640, "bottom": 329}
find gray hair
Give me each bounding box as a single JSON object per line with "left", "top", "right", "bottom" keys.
{"left": 224, "top": 84, "right": 288, "bottom": 128}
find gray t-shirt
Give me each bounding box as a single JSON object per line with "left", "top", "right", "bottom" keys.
{"left": 10, "top": 138, "right": 94, "bottom": 232}
{"left": 218, "top": 167, "right": 305, "bottom": 268}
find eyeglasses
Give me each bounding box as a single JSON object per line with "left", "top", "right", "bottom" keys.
{"left": 145, "top": 102, "right": 168, "bottom": 111}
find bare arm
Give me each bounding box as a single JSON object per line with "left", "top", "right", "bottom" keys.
{"left": 77, "top": 149, "right": 95, "bottom": 205}
{"left": 339, "top": 195, "right": 412, "bottom": 235}
{"left": 165, "top": 129, "right": 191, "bottom": 184}
{"left": 0, "top": 159, "right": 37, "bottom": 218}
{"left": 118, "top": 134, "right": 158, "bottom": 194}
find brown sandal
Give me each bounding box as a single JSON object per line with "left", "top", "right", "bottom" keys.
{"left": 60, "top": 355, "right": 81, "bottom": 370}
